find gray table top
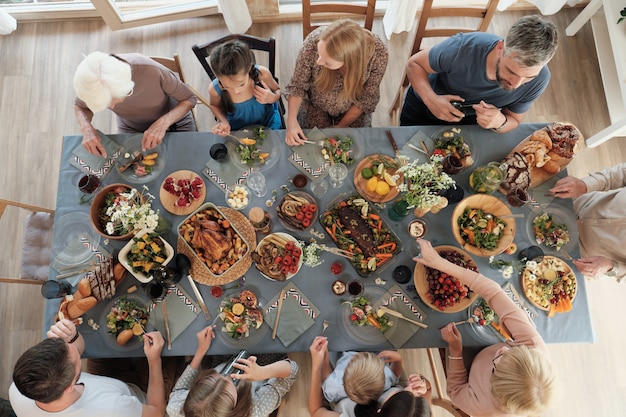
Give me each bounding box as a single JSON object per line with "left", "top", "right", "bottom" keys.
{"left": 47, "top": 125, "right": 594, "bottom": 357}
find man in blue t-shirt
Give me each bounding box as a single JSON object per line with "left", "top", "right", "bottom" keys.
{"left": 400, "top": 15, "right": 558, "bottom": 133}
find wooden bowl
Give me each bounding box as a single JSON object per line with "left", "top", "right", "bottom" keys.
{"left": 90, "top": 183, "right": 137, "bottom": 241}
{"left": 451, "top": 194, "right": 515, "bottom": 257}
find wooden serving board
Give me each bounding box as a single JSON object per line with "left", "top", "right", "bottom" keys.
{"left": 353, "top": 154, "right": 403, "bottom": 203}
{"left": 159, "top": 170, "right": 207, "bottom": 215}
{"left": 500, "top": 123, "right": 583, "bottom": 190}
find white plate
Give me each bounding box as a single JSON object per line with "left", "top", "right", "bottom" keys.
{"left": 216, "top": 289, "right": 268, "bottom": 349}
{"left": 100, "top": 293, "right": 151, "bottom": 352}
{"left": 525, "top": 204, "right": 578, "bottom": 255}
{"left": 466, "top": 297, "right": 506, "bottom": 344}
{"left": 118, "top": 229, "right": 174, "bottom": 284}
{"left": 230, "top": 126, "right": 281, "bottom": 173}
{"left": 317, "top": 128, "right": 365, "bottom": 170}
{"left": 341, "top": 286, "right": 387, "bottom": 347}
{"left": 51, "top": 212, "right": 100, "bottom": 268}
{"left": 254, "top": 232, "right": 303, "bottom": 281}
{"left": 430, "top": 126, "right": 477, "bottom": 171}
{"left": 117, "top": 134, "right": 167, "bottom": 184}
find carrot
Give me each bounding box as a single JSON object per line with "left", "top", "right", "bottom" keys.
{"left": 377, "top": 220, "right": 382, "bottom": 234}
{"left": 325, "top": 226, "right": 336, "bottom": 240}
{"left": 376, "top": 253, "right": 393, "bottom": 259}
{"left": 486, "top": 218, "right": 494, "bottom": 233}
{"left": 369, "top": 213, "right": 380, "bottom": 220}
{"left": 464, "top": 228, "right": 475, "bottom": 245}
{"left": 339, "top": 201, "right": 347, "bottom": 207}
{"left": 344, "top": 229, "right": 351, "bottom": 234}
{"left": 221, "top": 219, "right": 230, "bottom": 229}
{"left": 366, "top": 314, "right": 382, "bottom": 329}
{"left": 469, "top": 209, "right": 478, "bottom": 219}
{"left": 377, "top": 242, "right": 396, "bottom": 251}
{"left": 331, "top": 223, "right": 336, "bottom": 235}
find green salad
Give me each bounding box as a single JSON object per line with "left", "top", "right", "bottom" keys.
{"left": 236, "top": 127, "right": 269, "bottom": 165}
{"left": 106, "top": 297, "right": 148, "bottom": 337}
{"left": 457, "top": 207, "right": 506, "bottom": 249}
{"left": 347, "top": 296, "right": 392, "bottom": 333}
{"left": 322, "top": 136, "right": 355, "bottom": 166}
{"left": 533, "top": 213, "right": 570, "bottom": 251}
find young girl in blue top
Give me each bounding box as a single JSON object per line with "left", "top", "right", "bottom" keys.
{"left": 208, "top": 40, "right": 282, "bottom": 134}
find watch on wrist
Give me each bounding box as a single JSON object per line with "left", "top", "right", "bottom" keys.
{"left": 492, "top": 114, "right": 508, "bottom": 131}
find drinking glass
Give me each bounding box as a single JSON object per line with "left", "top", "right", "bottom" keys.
{"left": 310, "top": 177, "right": 328, "bottom": 197}
{"left": 442, "top": 154, "right": 463, "bottom": 175}
{"left": 246, "top": 171, "right": 267, "bottom": 197}
{"left": 347, "top": 279, "right": 364, "bottom": 296}
{"left": 41, "top": 280, "right": 73, "bottom": 299}
{"left": 506, "top": 188, "right": 530, "bottom": 208}
{"left": 78, "top": 174, "right": 100, "bottom": 194}
{"left": 518, "top": 245, "right": 544, "bottom": 263}
{"left": 327, "top": 163, "right": 348, "bottom": 188}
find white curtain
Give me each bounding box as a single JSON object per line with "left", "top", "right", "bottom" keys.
{"left": 382, "top": 0, "right": 422, "bottom": 39}
{"left": 217, "top": 0, "right": 252, "bottom": 34}
{"left": 497, "top": 0, "right": 587, "bottom": 15}
{"left": 0, "top": 9, "right": 17, "bottom": 35}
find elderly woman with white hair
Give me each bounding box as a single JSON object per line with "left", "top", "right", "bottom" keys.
{"left": 73, "top": 52, "right": 197, "bottom": 157}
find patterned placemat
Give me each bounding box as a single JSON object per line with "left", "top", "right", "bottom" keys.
{"left": 264, "top": 283, "right": 320, "bottom": 346}
{"left": 69, "top": 130, "right": 122, "bottom": 178}
{"left": 148, "top": 284, "right": 200, "bottom": 342}
{"left": 374, "top": 283, "right": 428, "bottom": 348}
{"left": 400, "top": 130, "right": 431, "bottom": 163}
{"left": 502, "top": 281, "right": 538, "bottom": 326}
{"left": 288, "top": 127, "right": 328, "bottom": 180}
{"left": 203, "top": 142, "right": 250, "bottom": 192}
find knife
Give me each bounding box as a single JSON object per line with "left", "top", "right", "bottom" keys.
{"left": 385, "top": 130, "right": 401, "bottom": 157}
{"left": 162, "top": 300, "right": 172, "bottom": 350}
{"left": 377, "top": 306, "right": 428, "bottom": 329}
{"left": 272, "top": 289, "right": 286, "bottom": 340}
{"left": 187, "top": 275, "right": 212, "bottom": 320}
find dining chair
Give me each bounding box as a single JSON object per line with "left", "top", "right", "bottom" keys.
{"left": 302, "top": 0, "right": 377, "bottom": 39}
{"left": 191, "top": 34, "right": 286, "bottom": 128}
{"left": 149, "top": 54, "right": 211, "bottom": 131}
{"left": 0, "top": 198, "right": 54, "bottom": 285}
{"left": 388, "top": 0, "right": 500, "bottom": 125}
{"left": 427, "top": 348, "right": 472, "bottom": 417}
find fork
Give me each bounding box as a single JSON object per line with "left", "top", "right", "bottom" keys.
{"left": 322, "top": 320, "right": 330, "bottom": 335}
{"left": 302, "top": 139, "right": 325, "bottom": 146}
{"left": 453, "top": 317, "right": 475, "bottom": 326}
{"left": 325, "top": 247, "right": 354, "bottom": 259}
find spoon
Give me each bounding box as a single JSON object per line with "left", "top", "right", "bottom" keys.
{"left": 322, "top": 320, "right": 330, "bottom": 335}
{"left": 485, "top": 213, "right": 524, "bottom": 219}
{"left": 175, "top": 254, "right": 211, "bottom": 320}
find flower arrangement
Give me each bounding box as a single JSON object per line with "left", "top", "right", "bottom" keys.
{"left": 101, "top": 185, "right": 160, "bottom": 236}
{"left": 488, "top": 255, "right": 538, "bottom": 280}
{"left": 300, "top": 240, "right": 329, "bottom": 267}
{"left": 397, "top": 156, "right": 456, "bottom": 209}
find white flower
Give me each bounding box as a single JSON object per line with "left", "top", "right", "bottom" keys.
{"left": 489, "top": 256, "right": 495, "bottom": 264}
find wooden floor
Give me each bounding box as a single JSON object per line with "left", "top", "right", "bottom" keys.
{"left": 1, "top": 7, "right": 626, "bottom": 416}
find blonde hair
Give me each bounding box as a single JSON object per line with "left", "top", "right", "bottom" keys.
{"left": 490, "top": 345, "right": 558, "bottom": 416}
{"left": 183, "top": 369, "right": 252, "bottom": 417}
{"left": 343, "top": 352, "right": 386, "bottom": 405}
{"left": 315, "top": 19, "right": 376, "bottom": 102}
{"left": 73, "top": 51, "right": 134, "bottom": 113}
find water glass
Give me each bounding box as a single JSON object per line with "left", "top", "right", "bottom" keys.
{"left": 327, "top": 163, "right": 348, "bottom": 188}
{"left": 246, "top": 171, "right": 267, "bottom": 197}
{"left": 41, "top": 280, "right": 73, "bottom": 299}
{"left": 310, "top": 177, "right": 328, "bottom": 197}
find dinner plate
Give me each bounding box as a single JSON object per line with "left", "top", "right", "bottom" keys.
{"left": 353, "top": 154, "right": 403, "bottom": 203}
{"left": 276, "top": 191, "right": 318, "bottom": 233}
{"left": 100, "top": 293, "right": 151, "bottom": 352}
{"left": 230, "top": 126, "right": 281, "bottom": 172}
{"left": 316, "top": 128, "right": 365, "bottom": 170}
{"left": 413, "top": 245, "right": 478, "bottom": 313}
{"left": 467, "top": 297, "right": 507, "bottom": 344}
{"left": 117, "top": 134, "right": 167, "bottom": 184}
{"left": 254, "top": 232, "right": 303, "bottom": 281}
{"left": 216, "top": 289, "right": 268, "bottom": 349}
{"left": 430, "top": 126, "right": 478, "bottom": 171}
{"left": 51, "top": 212, "right": 101, "bottom": 268}
{"left": 525, "top": 204, "right": 578, "bottom": 255}
{"left": 341, "top": 285, "right": 387, "bottom": 347}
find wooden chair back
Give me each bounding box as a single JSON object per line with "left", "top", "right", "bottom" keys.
{"left": 302, "top": 0, "right": 377, "bottom": 39}
{"left": 191, "top": 34, "right": 285, "bottom": 128}
{"left": 428, "top": 348, "right": 472, "bottom": 417}
{"left": 0, "top": 199, "right": 54, "bottom": 285}
{"left": 389, "top": 0, "right": 500, "bottom": 125}
{"left": 149, "top": 54, "right": 211, "bottom": 130}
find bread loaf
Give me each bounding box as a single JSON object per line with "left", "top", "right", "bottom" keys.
{"left": 76, "top": 296, "right": 97, "bottom": 311}
{"left": 78, "top": 278, "right": 91, "bottom": 297}
{"left": 542, "top": 160, "right": 561, "bottom": 175}
{"left": 116, "top": 329, "right": 134, "bottom": 346}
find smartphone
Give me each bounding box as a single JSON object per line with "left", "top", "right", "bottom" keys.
{"left": 450, "top": 101, "right": 476, "bottom": 115}
{"left": 220, "top": 350, "right": 250, "bottom": 386}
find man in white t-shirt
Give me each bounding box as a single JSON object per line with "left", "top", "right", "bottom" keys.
{"left": 9, "top": 319, "right": 166, "bottom": 417}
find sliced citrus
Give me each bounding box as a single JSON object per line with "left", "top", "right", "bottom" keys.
{"left": 232, "top": 303, "right": 245, "bottom": 316}
{"left": 241, "top": 138, "right": 256, "bottom": 145}
{"left": 132, "top": 323, "right": 144, "bottom": 336}
{"left": 366, "top": 177, "right": 379, "bottom": 193}
{"left": 383, "top": 172, "right": 397, "bottom": 186}
{"left": 144, "top": 152, "right": 159, "bottom": 160}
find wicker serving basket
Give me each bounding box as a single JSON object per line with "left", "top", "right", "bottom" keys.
{"left": 177, "top": 204, "right": 256, "bottom": 286}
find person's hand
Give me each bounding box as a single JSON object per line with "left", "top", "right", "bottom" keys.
{"left": 231, "top": 356, "right": 265, "bottom": 382}
{"left": 440, "top": 322, "right": 463, "bottom": 354}
{"left": 549, "top": 176, "right": 587, "bottom": 199}
{"left": 253, "top": 80, "right": 277, "bottom": 104}
{"left": 82, "top": 127, "right": 107, "bottom": 157}
{"left": 378, "top": 350, "right": 402, "bottom": 364}
{"left": 474, "top": 101, "right": 505, "bottom": 130}
{"left": 573, "top": 256, "right": 615, "bottom": 279}
{"left": 412, "top": 239, "right": 444, "bottom": 269}
{"left": 309, "top": 336, "right": 328, "bottom": 368}
{"left": 405, "top": 373, "right": 431, "bottom": 397}
{"left": 212, "top": 121, "right": 231, "bottom": 137}
{"left": 285, "top": 121, "right": 307, "bottom": 146}
{"left": 47, "top": 318, "right": 77, "bottom": 342}
{"left": 142, "top": 119, "right": 168, "bottom": 151}
{"left": 426, "top": 94, "right": 465, "bottom": 122}
{"left": 196, "top": 325, "right": 215, "bottom": 354}
{"left": 143, "top": 331, "right": 164, "bottom": 361}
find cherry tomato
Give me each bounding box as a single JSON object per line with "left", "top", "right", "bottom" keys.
{"left": 281, "top": 265, "right": 290, "bottom": 275}
{"left": 273, "top": 256, "right": 282, "bottom": 265}
{"left": 289, "top": 263, "right": 298, "bottom": 274}
{"left": 295, "top": 212, "right": 304, "bottom": 221}
{"left": 304, "top": 211, "right": 314, "bottom": 220}
{"left": 308, "top": 203, "right": 318, "bottom": 213}
{"left": 285, "top": 241, "right": 295, "bottom": 251}
{"left": 292, "top": 247, "right": 302, "bottom": 257}
{"left": 302, "top": 218, "right": 311, "bottom": 228}
{"left": 283, "top": 255, "right": 293, "bottom": 266}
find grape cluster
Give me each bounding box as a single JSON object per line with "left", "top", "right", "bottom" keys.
{"left": 426, "top": 250, "right": 477, "bottom": 311}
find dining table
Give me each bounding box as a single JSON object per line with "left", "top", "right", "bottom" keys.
{"left": 44, "top": 124, "right": 595, "bottom": 358}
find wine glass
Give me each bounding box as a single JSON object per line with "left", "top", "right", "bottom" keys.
{"left": 246, "top": 171, "right": 267, "bottom": 197}
{"left": 41, "top": 280, "right": 73, "bottom": 299}
{"left": 327, "top": 163, "right": 348, "bottom": 188}
{"left": 310, "top": 177, "right": 328, "bottom": 197}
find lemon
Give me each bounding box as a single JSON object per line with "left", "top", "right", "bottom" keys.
{"left": 361, "top": 167, "right": 373, "bottom": 179}
{"left": 366, "top": 177, "right": 379, "bottom": 193}
{"left": 232, "top": 303, "right": 245, "bottom": 315}
{"left": 375, "top": 181, "right": 390, "bottom": 196}
{"left": 383, "top": 172, "right": 397, "bottom": 186}
{"left": 132, "top": 323, "right": 144, "bottom": 336}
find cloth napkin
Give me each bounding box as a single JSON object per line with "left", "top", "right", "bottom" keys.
{"left": 264, "top": 283, "right": 320, "bottom": 347}
{"left": 400, "top": 130, "right": 431, "bottom": 163}
{"left": 288, "top": 127, "right": 328, "bottom": 180}
{"left": 149, "top": 284, "right": 199, "bottom": 342}
{"left": 528, "top": 174, "right": 562, "bottom": 208}
{"left": 203, "top": 141, "right": 250, "bottom": 192}
{"left": 69, "top": 130, "right": 122, "bottom": 178}
{"left": 373, "top": 284, "right": 427, "bottom": 348}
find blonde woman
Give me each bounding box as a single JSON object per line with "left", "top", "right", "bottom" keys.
{"left": 414, "top": 239, "right": 558, "bottom": 416}
{"left": 285, "top": 19, "right": 388, "bottom": 146}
